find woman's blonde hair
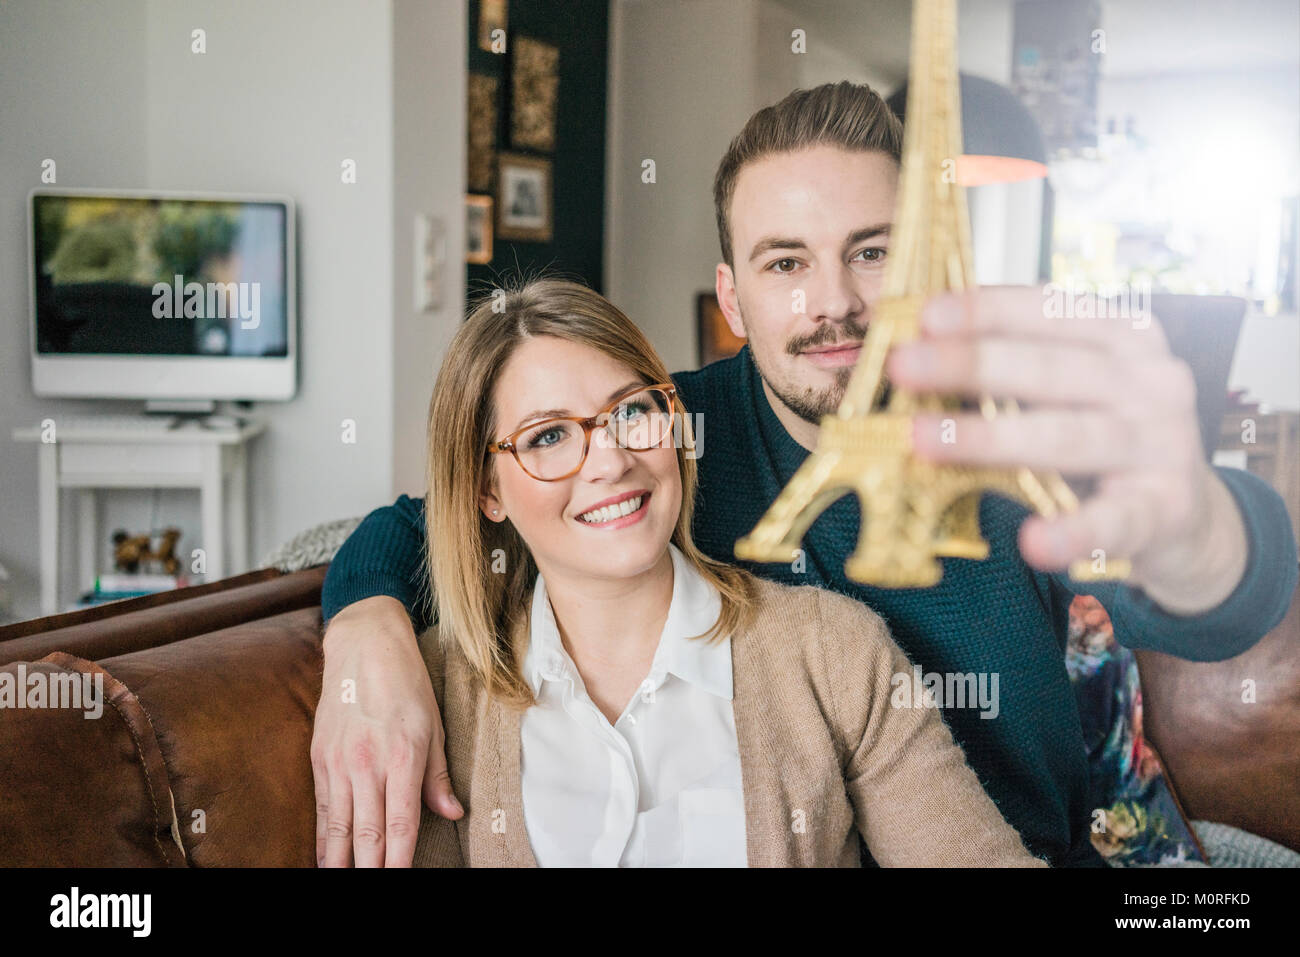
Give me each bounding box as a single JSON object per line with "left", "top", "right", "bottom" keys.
{"left": 427, "top": 278, "right": 755, "bottom": 709}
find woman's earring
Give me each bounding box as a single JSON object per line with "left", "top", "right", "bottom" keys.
{"left": 492, "top": 509, "right": 499, "bottom": 515}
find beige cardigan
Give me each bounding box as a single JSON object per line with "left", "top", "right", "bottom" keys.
{"left": 414, "top": 574, "right": 1046, "bottom": 867}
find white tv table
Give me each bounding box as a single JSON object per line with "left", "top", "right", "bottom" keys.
{"left": 11, "top": 417, "right": 266, "bottom": 616}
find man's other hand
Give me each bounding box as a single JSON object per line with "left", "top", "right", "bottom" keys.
{"left": 311, "top": 595, "right": 463, "bottom": 868}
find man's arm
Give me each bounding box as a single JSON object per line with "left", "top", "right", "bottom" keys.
{"left": 322, "top": 494, "right": 432, "bottom": 631}
{"left": 314, "top": 496, "right": 460, "bottom": 869}
{"left": 1050, "top": 465, "right": 1298, "bottom": 661}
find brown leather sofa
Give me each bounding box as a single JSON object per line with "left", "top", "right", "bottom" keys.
{"left": 1, "top": 562, "right": 1296, "bottom": 866}
{"left": 1137, "top": 579, "right": 1300, "bottom": 853}
{"left": 0, "top": 567, "right": 325, "bottom": 867}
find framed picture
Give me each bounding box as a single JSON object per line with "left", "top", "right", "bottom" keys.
{"left": 466, "top": 195, "right": 494, "bottom": 264}
{"left": 496, "top": 152, "right": 552, "bottom": 242}
{"left": 511, "top": 36, "right": 559, "bottom": 152}
{"left": 467, "top": 74, "right": 499, "bottom": 194}
{"left": 477, "top": 0, "right": 507, "bottom": 53}
{"left": 696, "top": 292, "right": 746, "bottom": 366}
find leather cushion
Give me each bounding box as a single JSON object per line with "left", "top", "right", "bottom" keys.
{"left": 0, "top": 654, "right": 186, "bottom": 866}
{"left": 99, "top": 606, "right": 324, "bottom": 867}
{"left": 1137, "top": 577, "right": 1300, "bottom": 852}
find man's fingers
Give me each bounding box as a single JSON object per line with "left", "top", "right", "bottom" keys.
{"left": 422, "top": 711, "right": 465, "bottom": 820}
{"left": 349, "top": 754, "right": 387, "bottom": 868}
{"left": 889, "top": 343, "right": 1197, "bottom": 414}
{"left": 920, "top": 286, "right": 1170, "bottom": 357}
{"left": 912, "top": 410, "right": 1197, "bottom": 475}
{"left": 1018, "top": 486, "right": 1159, "bottom": 572}
{"left": 888, "top": 339, "right": 1122, "bottom": 408}
{"left": 322, "top": 764, "right": 355, "bottom": 868}
{"left": 383, "top": 742, "right": 424, "bottom": 868}
{"left": 312, "top": 750, "right": 331, "bottom": 867}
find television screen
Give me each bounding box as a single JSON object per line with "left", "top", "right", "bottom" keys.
{"left": 32, "top": 192, "right": 290, "bottom": 359}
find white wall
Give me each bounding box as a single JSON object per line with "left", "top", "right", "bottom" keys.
{"left": 0, "top": 0, "right": 465, "bottom": 620}
{"left": 0, "top": 0, "right": 154, "bottom": 619}
{"left": 1230, "top": 312, "right": 1300, "bottom": 412}
{"left": 606, "top": 0, "right": 762, "bottom": 374}
{"left": 142, "top": 0, "right": 398, "bottom": 579}
{"left": 391, "top": 0, "right": 467, "bottom": 496}
{"left": 755, "top": 0, "right": 895, "bottom": 106}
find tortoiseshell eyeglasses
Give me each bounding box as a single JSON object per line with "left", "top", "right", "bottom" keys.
{"left": 487, "top": 383, "right": 678, "bottom": 481}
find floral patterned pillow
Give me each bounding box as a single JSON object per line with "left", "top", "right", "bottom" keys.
{"left": 1066, "top": 595, "right": 1208, "bottom": 866}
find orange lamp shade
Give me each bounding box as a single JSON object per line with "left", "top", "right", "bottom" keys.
{"left": 956, "top": 154, "right": 1049, "bottom": 187}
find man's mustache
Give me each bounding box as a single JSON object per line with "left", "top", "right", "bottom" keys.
{"left": 785, "top": 316, "right": 869, "bottom": 356}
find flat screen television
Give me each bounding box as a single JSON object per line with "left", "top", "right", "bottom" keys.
{"left": 28, "top": 188, "right": 296, "bottom": 401}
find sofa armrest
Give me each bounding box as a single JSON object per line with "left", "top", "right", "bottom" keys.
{"left": 0, "top": 566, "right": 326, "bottom": 867}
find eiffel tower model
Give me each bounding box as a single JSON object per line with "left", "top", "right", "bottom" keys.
{"left": 734, "top": 0, "right": 1128, "bottom": 588}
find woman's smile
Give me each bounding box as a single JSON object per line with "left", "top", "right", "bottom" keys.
{"left": 574, "top": 489, "right": 652, "bottom": 529}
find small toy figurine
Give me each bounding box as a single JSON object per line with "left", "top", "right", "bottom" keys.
{"left": 111, "top": 530, "right": 154, "bottom": 573}
{"left": 153, "top": 527, "right": 182, "bottom": 575}
{"left": 111, "top": 527, "right": 183, "bottom": 574}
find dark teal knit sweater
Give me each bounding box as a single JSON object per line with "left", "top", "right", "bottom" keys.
{"left": 323, "top": 346, "right": 1298, "bottom": 866}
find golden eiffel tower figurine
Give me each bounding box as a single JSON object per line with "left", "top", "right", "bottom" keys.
{"left": 734, "top": 0, "right": 1129, "bottom": 588}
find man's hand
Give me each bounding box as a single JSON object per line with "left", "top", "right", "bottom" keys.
{"left": 312, "top": 596, "right": 463, "bottom": 868}
{"left": 887, "top": 285, "right": 1248, "bottom": 616}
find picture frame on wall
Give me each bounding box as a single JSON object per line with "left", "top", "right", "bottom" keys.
{"left": 511, "top": 36, "right": 560, "bottom": 153}
{"left": 467, "top": 74, "right": 499, "bottom": 194}
{"left": 497, "top": 152, "right": 552, "bottom": 243}
{"left": 478, "top": 0, "right": 507, "bottom": 53}
{"left": 696, "top": 292, "right": 746, "bottom": 367}
{"left": 466, "top": 195, "right": 494, "bottom": 264}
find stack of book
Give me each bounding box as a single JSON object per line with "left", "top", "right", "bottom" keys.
{"left": 75, "top": 573, "right": 187, "bottom": 609}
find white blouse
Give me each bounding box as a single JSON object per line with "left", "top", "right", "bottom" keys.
{"left": 519, "top": 544, "right": 747, "bottom": 867}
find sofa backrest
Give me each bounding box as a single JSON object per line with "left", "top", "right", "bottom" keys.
{"left": 0, "top": 567, "right": 324, "bottom": 666}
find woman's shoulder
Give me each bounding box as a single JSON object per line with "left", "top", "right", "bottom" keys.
{"left": 744, "top": 573, "right": 891, "bottom": 645}
{"left": 735, "top": 573, "right": 902, "bottom": 744}
{"left": 736, "top": 572, "right": 897, "bottom": 690}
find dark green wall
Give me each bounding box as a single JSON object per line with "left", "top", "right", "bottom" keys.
{"left": 466, "top": 0, "right": 608, "bottom": 295}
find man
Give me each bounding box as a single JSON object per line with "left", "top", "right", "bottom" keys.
{"left": 312, "top": 82, "right": 1297, "bottom": 868}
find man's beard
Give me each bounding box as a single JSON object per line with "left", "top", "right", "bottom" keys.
{"left": 774, "top": 367, "right": 855, "bottom": 424}
{"left": 769, "top": 315, "right": 871, "bottom": 425}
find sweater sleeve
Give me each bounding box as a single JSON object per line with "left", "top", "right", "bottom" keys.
{"left": 1049, "top": 466, "right": 1298, "bottom": 662}
{"left": 816, "top": 591, "right": 1047, "bottom": 867}
{"left": 321, "top": 494, "right": 433, "bottom": 631}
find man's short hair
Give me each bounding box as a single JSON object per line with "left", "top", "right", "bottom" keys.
{"left": 712, "top": 81, "right": 903, "bottom": 266}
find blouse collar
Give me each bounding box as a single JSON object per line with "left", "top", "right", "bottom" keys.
{"left": 524, "top": 543, "right": 731, "bottom": 700}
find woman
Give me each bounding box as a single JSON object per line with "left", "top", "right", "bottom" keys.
{"left": 414, "top": 278, "right": 1044, "bottom": 867}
